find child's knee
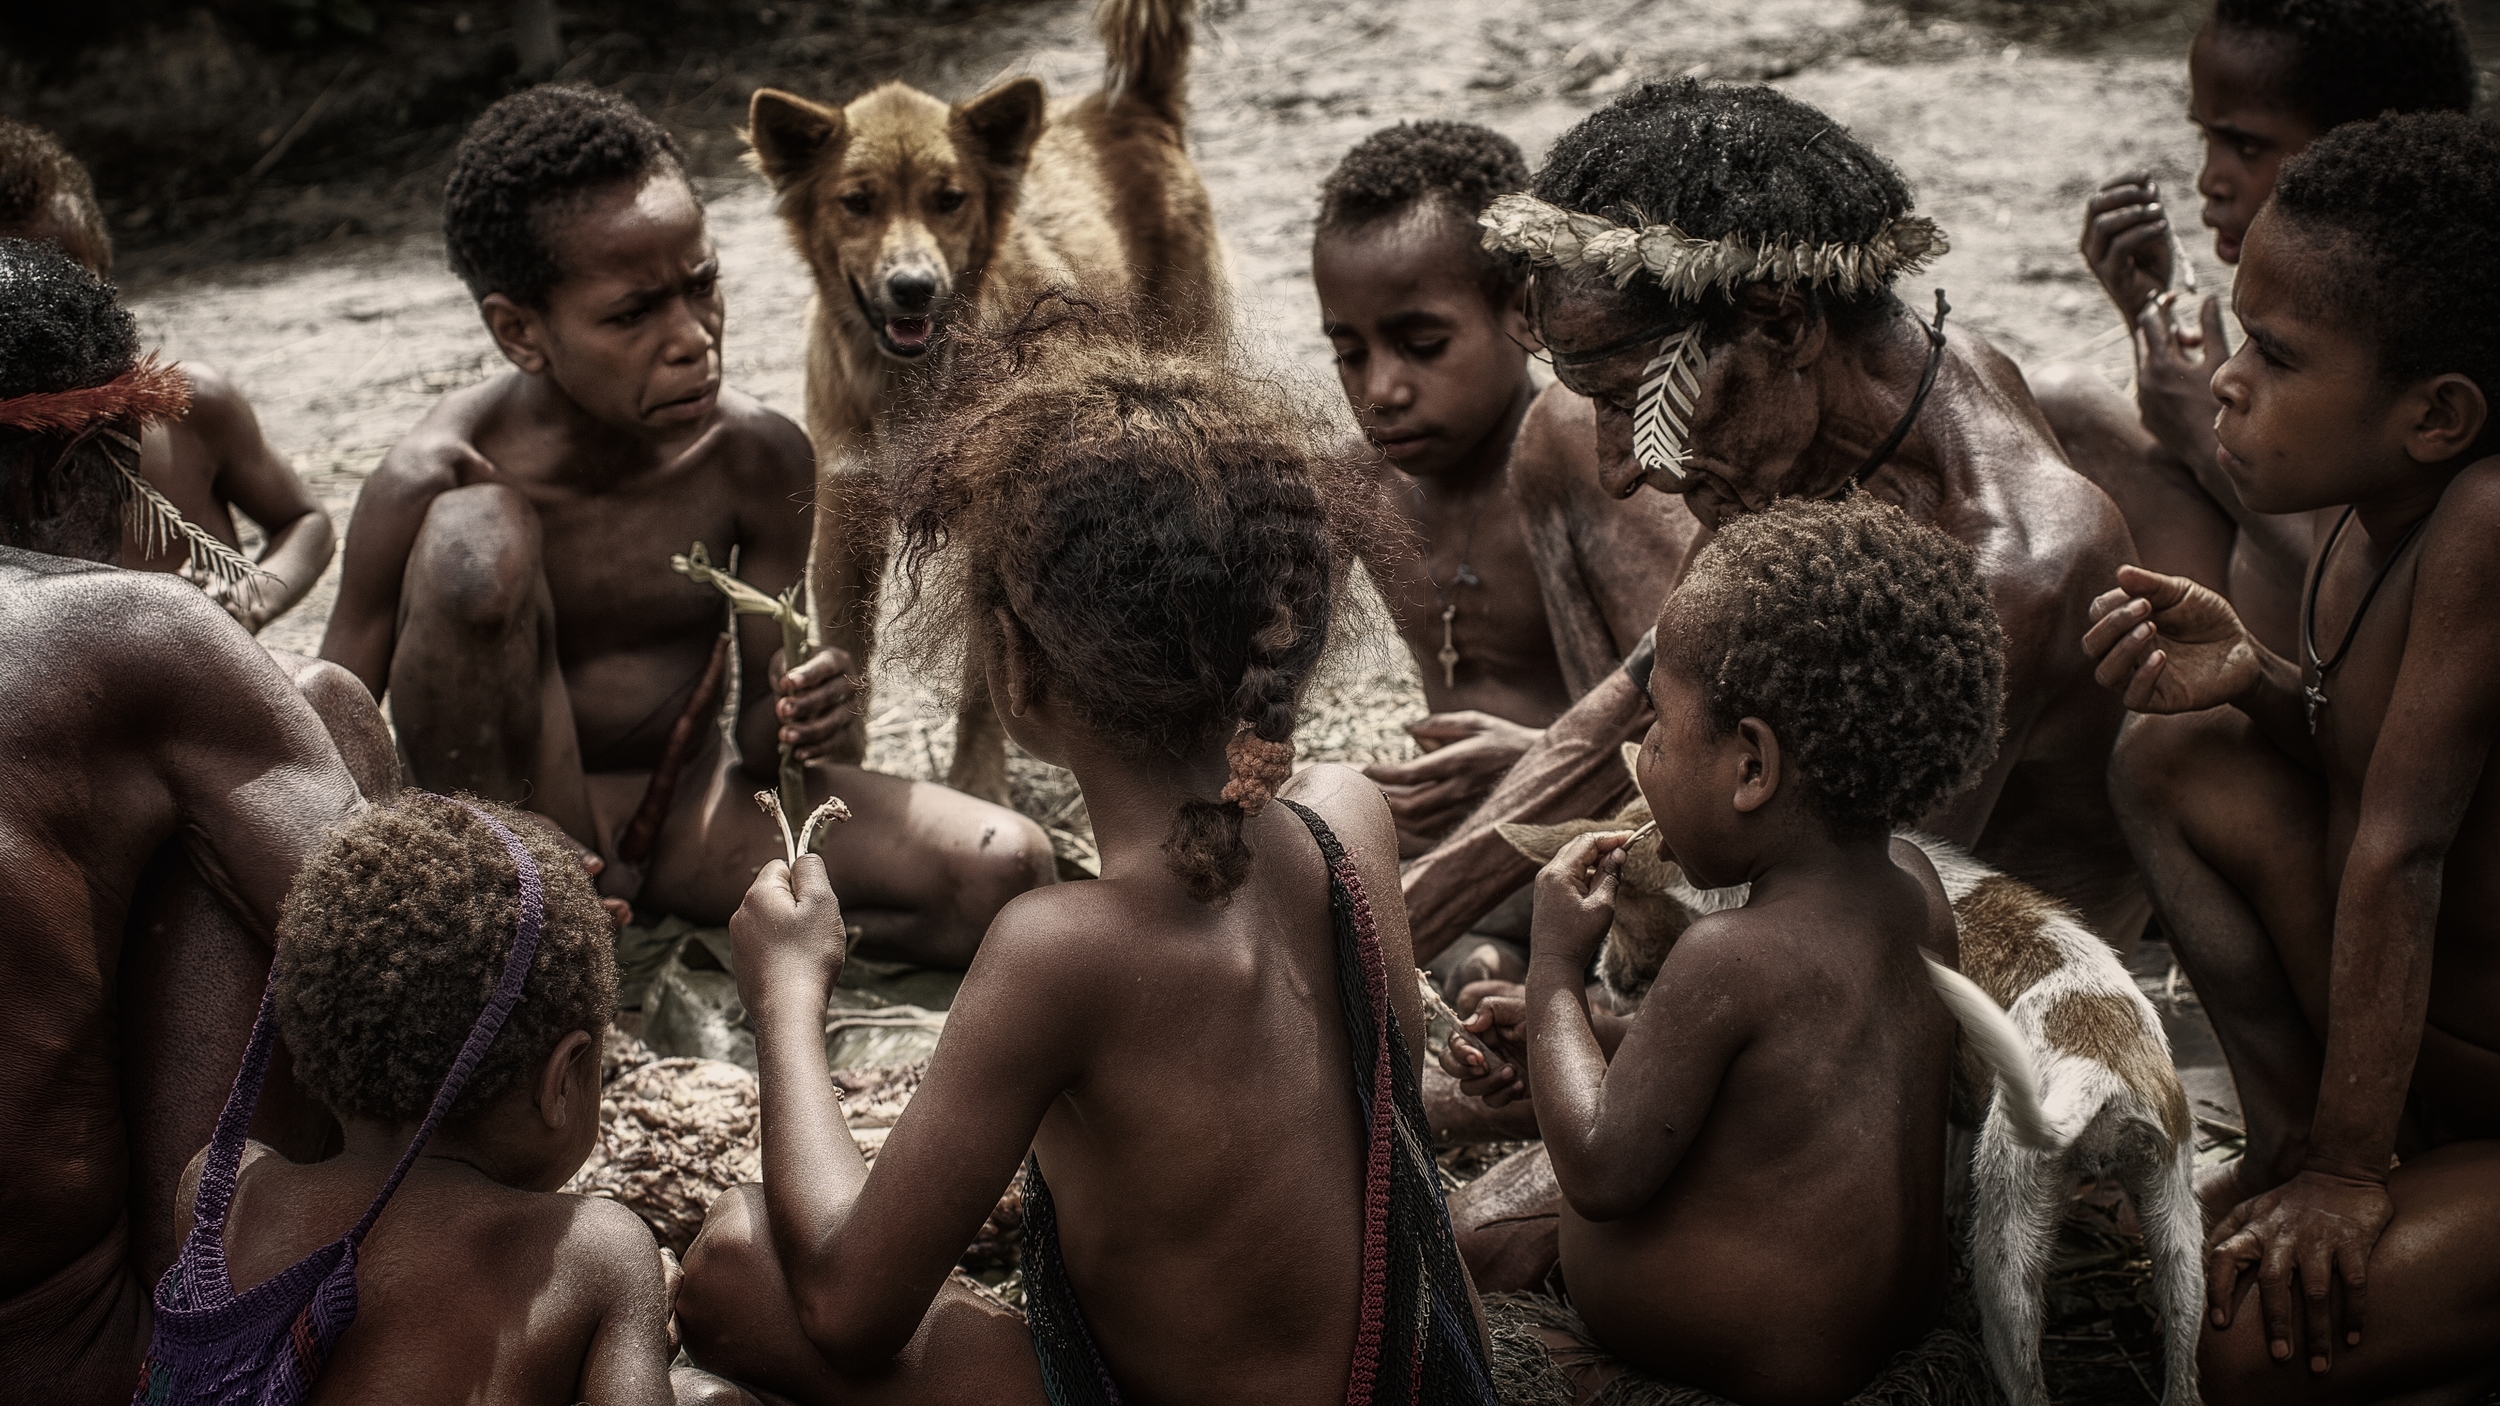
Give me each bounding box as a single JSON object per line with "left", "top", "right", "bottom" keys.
{"left": 273, "top": 653, "right": 400, "bottom": 799}
{"left": 678, "top": 1183, "right": 770, "bottom": 1345}
{"left": 959, "top": 807, "right": 1056, "bottom": 900}
{"left": 2108, "top": 710, "right": 2219, "bottom": 826}
{"left": 407, "top": 484, "right": 542, "bottom": 632}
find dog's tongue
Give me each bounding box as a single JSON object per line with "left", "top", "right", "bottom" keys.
{"left": 886, "top": 317, "right": 932, "bottom": 350}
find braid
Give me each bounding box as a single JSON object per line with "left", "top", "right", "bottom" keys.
{"left": 889, "top": 294, "right": 1392, "bottom": 904}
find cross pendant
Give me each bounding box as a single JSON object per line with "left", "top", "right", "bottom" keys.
{"left": 2304, "top": 683, "right": 2329, "bottom": 735}
{"left": 1438, "top": 603, "right": 1460, "bottom": 688}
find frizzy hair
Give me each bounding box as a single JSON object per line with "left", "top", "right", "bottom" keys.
{"left": 888, "top": 295, "right": 1391, "bottom": 902}
{"left": 1658, "top": 493, "right": 2005, "bottom": 836}
{"left": 274, "top": 792, "right": 616, "bottom": 1124}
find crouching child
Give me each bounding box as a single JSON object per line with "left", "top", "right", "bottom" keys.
{"left": 1497, "top": 494, "right": 2006, "bottom": 1405}
{"left": 139, "top": 794, "right": 736, "bottom": 1404}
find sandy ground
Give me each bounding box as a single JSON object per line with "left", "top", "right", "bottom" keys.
{"left": 122, "top": 0, "right": 2239, "bottom": 1115}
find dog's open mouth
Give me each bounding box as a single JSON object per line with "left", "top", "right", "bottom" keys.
{"left": 883, "top": 316, "right": 934, "bottom": 354}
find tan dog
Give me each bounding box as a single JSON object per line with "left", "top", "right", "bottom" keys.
{"left": 1497, "top": 746, "right": 2200, "bottom": 1406}
{"left": 743, "top": 0, "right": 1224, "bottom": 801}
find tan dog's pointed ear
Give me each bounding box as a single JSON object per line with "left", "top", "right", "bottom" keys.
{"left": 746, "top": 89, "right": 844, "bottom": 190}
{"left": 1498, "top": 818, "right": 1615, "bottom": 865}
{"left": 1620, "top": 741, "right": 1643, "bottom": 784}
{"left": 956, "top": 77, "right": 1046, "bottom": 172}
{"left": 1497, "top": 821, "right": 1570, "bottom": 865}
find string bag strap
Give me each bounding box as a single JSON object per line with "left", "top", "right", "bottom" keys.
{"left": 186, "top": 981, "right": 288, "bottom": 1233}
{"left": 343, "top": 800, "right": 546, "bottom": 1245}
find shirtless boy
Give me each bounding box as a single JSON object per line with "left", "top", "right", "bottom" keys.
{"left": 1402, "top": 80, "right": 2139, "bottom": 956}
{"left": 1498, "top": 494, "right": 1992, "bottom": 1404}
{"left": 2085, "top": 114, "right": 2500, "bottom": 1403}
{"left": 0, "top": 118, "right": 337, "bottom": 632}
{"left": 320, "top": 86, "right": 1051, "bottom": 959}
{"left": 676, "top": 309, "right": 1493, "bottom": 1402}
{"left": 1311, "top": 121, "right": 1566, "bottom": 856}
{"left": 155, "top": 795, "right": 737, "bottom": 1404}
{"left": 2032, "top": 0, "right": 2473, "bottom": 655}
{"left": 0, "top": 239, "right": 377, "bottom": 1405}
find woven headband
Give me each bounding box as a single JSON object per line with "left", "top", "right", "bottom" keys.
{"left": 1479, "top": 193, "right": 1948, "bottom": 300}
{"left": 1484, "top": 195, "right": 1949, "bottom": 489}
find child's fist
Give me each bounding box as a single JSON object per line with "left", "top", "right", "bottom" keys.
{"left": 1531, "top": 829, "right": 1628, "bottom": 964}
{"left": 728, "top": 854, "right": 849, "bottom": 1017}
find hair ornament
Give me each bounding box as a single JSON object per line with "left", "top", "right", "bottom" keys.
{"left": 1478, "top": 193, "right": 1948, "bottom": 301}
{"left": 1220, "top": 725, "right": 1295, "bottom": 817}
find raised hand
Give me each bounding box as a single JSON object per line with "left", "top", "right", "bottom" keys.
{"left": 728, "top": 854, "right": 849, "bottom": 1019}
{"left": 2135, "top": 292, "right": 2228, "bottom": 472}
{"left": 2206, "top": 1169, "right": 2394, "bottom": 1373}
{"left": 771, "top": 645, "right": 862, "bottom": 761}
{"left": 1532, "top": 828, "right": 1628, "bottom": 968}
{"left": 2079, "top": 171, "right": 2176, "bottom": 319}
{"left": 2081, "top": 564, "right": 2261, "bottom": 713}
{"left": 1363, "top": 711, "right": 1543, "bottom": 857}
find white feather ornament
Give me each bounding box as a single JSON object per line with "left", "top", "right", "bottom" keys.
{"left": 1631, "top": 324, "right": 1706, "bottom": 486}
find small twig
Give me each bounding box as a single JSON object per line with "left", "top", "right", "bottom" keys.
{"left": 755, "top": 790, "right": 850, "bottom": 866}
{"left": 676, "top": 541, "right": 817, "bottom": 823}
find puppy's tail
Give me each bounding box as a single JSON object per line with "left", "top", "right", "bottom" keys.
{"left": 1923, "top": 956, "right": 2054, "bottom": 1149}
{"left": 1098, "top": 0, "right": 1194, "bottom": 122}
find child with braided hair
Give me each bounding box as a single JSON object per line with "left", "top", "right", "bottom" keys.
{"left": 676, "top": 299, "right": 1498, "bottom": 1404}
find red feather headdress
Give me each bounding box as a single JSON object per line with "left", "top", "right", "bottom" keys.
{"left": 0, "top": 356, "right": 268, "bottom": 593}
{"left": 0, "top": 354, "right": 193, "bottom": 434}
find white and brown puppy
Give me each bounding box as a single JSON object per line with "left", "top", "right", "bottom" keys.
{"left": 743, "top": 0, "right": 1225, "bottom": 800}
{"left": 1496, "top": 751, "right": 2201, "bottom": 1406}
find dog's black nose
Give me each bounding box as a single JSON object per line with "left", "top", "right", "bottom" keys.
{"left": 886, "top": 270, "right": 939, "bottom": 313}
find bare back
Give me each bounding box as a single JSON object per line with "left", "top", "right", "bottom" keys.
{"left": 0, "top": 550, "right": 359, "bottom": 1296}
{"left": 1559, "top": 859, "right": 1959, "bottom": 1402}
{"left": 842, "top": 765, "right": 1425, "bottom": 1402}
{"left": 187, "top": 1143, "right": 670, "bottom": 1405}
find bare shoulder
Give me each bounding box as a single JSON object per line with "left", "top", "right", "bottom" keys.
{"left": 708, "top": 388, "right": 815, "bottom": 494}
{"left": 1509, "top": 383, "right": 1598, "bottom": 512}
{"left": 8, "top": 553, "right": 257, "bottom": 666}
{"left": 364, "top": 377, "right": 508, "bottom": 508}
{"left": 1278, "top": 762, "right": 1396, "bottom": 858}
{"left": 171, "top": 360, "right": 249, "bottom": 424}
{"left": 552, "top": 1191, "right": 669, "bottom": 1286}
{"left": 2414, "top": 456, "right": 2500, "bottom": 619}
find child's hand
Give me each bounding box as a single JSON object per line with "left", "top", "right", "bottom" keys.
{"left": 2078, "top": 171, "right": 2174, "bottom": 318}
{"left": 2134, "top": 292, "right": 2227, "bottom": 472}
{"left": 1532, "top": 829, "right": 1628, "bottom": 966}
{"left": 772, "top": 645, "right": 862, "bottom": 761}
{"left": 1445, "top": 981, "right": 1533, "bottom": 1107}
{"left": 728, "top": 854, "right": 849, "bottom": 1018}
{"left": 2082, "top": 564, "right": 2260, "bottom": 713}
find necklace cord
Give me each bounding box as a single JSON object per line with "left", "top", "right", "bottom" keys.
{"left": 1844, "top": 289, "right": 1950, "bottom": 494}
{"left": 2301, "top": 504, "right": 2434, "bottom": 721}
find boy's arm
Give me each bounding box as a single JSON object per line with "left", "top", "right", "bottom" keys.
{"left": 318, "top": 446, "right": 464, "bottom": 699}
{"left": 727, "top": 416, "right": 856, "bottom": 775}
{"left": 179, "top": 362, "right": 335, "bottom": 630}
{"left": 137, "top": 579, "right": 366, "bottom": 934}
{"left": 573, "top": 1200, "right": 680, "bottom": 1406}
{"left": 2081, "top": 564, "right": 2319, "bottom": 765}
{"left": 1524, "top": 832, "right": 1749, "bottom": 1221}
{"left": 731, "top": 858, "right": 1079, "bottom": 1369}
{"left": 2208, "top": 478, "right": 2500, "bottom": 1367}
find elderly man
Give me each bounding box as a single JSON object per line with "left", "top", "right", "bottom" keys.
{"left": 1406, "top": 79, "right": 2142, "bottom": 968}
